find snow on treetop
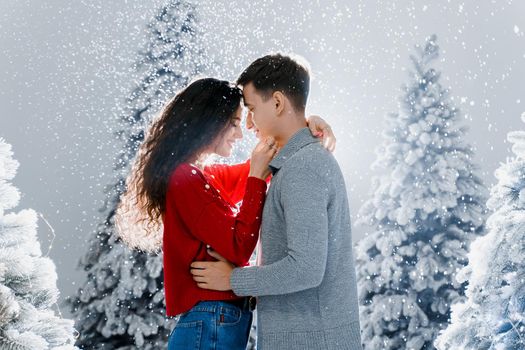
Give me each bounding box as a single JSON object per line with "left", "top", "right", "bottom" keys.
{"left": 0, "top": 139, "right": 21, "bottom": 213}
{"left": 0, "top": 139, "right": 19, "bottom": 182}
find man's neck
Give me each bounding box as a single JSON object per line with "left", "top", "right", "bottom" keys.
{"left": 275, "top": 113, "right": 307, "bottom": 148}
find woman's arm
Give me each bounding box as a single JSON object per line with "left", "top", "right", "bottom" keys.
{"left": 204, "top": 115, "right": 336, "bottom": 202}
{"left": 204, "top": 160, "right": 251, "bottom": 204}
{"left": 168, "top": 165, "right": 266, "bottom": 266}
{"left": 306, "top": 115, "right": 336, "bottom": 152}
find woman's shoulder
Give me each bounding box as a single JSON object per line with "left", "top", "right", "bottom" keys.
{"left": 168, "top": 163, "right": 229, "bottom": 206}
{"left": 169, "top": 163, "right": 205, "bottom": 187}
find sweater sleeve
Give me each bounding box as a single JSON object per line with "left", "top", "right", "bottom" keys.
{"left": 230, "top": 168, "right": 330, "bottom": 296}
{"left": 168, "top": 165, "right": 267, "bottom": 266}
{"left": 204, "top": 160, "right": 251, "bottom": 204}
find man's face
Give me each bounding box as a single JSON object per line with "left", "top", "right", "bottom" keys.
{"left": 242, "top": 82, "right": 276, "bottom": 140}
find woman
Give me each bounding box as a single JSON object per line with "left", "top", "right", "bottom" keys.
{"left": 117, "top": 78, "right": 334, "bottom": 349}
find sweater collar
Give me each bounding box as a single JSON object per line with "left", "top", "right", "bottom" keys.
{"left": 269, "top": 127, "right": 319, "bottom": 175}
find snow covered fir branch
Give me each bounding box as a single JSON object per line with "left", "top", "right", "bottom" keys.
{"left": 435, "top": 113, "right": 525, "bottom": 349}
{"left": 0, "top": 139, "right": 78, "bottom": 349}
{"left": 355, "top": 34, "right": 489, "bottom": 350}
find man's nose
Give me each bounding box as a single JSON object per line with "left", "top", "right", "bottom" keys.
{"left": 246, "top": 113, "right": 254, "bottom": 130}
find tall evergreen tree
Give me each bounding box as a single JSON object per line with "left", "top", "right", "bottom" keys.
{"left": 0, "top": 139, "right": 78, "bottom": 350}
{"left": 355, "top": 35, "right": 488, "bottom": 350}
{"left": 67, "top": 1, "right": 213, "bottom": 348}
{"left": 435, "top": 113, "right": 525, "bottom": 350}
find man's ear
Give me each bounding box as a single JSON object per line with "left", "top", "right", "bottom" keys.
{"left": 273, "top": 91, "right": 285, "bottom": 116}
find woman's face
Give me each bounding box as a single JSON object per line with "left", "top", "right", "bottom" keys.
{"left": 213, "top": 106, "right": 243, "bottom": 158}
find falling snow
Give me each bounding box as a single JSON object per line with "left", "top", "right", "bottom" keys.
{"left": 1, "top": 0, "right": 524, "bottom": 348}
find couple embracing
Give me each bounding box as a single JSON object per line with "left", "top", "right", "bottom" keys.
{"left": 119, "top": 54, "right": 362, "bottom": 350}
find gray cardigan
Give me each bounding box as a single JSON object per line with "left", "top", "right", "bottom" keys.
{"left": 231, "top": 128, "right": 362, "bottom": 349}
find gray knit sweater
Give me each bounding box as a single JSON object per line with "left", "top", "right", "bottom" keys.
{"left": 231, "top": 128, "right": 362, "bottom": 349}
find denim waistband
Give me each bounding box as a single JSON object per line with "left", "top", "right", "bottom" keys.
{"left": 190, "top": 298, "right": 255, "bottom": 313}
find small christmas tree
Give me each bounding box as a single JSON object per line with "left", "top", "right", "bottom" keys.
{"left": 356, "top": 35, "right": 488, "bottom": 349}
{"left": 435, "top": 113, "right": 525, "bottom": 350}
{"left": 68, "top": 1, "right": 213, "bottom": 348}
{"left": 0, "top": 138, "right": 78, "bottom": 350}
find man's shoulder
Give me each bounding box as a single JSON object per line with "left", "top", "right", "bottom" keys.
{"left": 276, "top": 143, "right": 342, "bottom": 188}
{"left": 286, "top": 142, "right": 337, "bottom": 171}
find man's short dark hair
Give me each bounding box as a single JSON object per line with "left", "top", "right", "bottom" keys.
{"left": 236, "top": 53, "right": 310, "bottom": 112}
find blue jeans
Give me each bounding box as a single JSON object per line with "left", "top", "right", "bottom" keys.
{"left": 168, "top": 300, "right": 253, "bottom": 350}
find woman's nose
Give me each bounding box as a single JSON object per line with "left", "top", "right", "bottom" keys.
{"left": 235, "top": 125, "right": 243, "bottom": 139}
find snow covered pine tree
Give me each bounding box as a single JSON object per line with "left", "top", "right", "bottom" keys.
{"left": 0, "top": 139, "right": 78, "bottom": 350}
{"left": 67, "top": 1, "right": 213, "bottom": 349}
{"left": 355, "top": 35, "right": 488, "bottom": 350}
{"left": 435, "top": 113, "right": 525, "bottom": 350}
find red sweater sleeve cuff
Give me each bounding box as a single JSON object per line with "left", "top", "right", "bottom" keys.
{"left": 246, "top": 176, "right": 267, "bottom": 196}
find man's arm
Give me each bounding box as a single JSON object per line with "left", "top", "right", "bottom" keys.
{"left": 191, "top": 166, "right": 331, "bottom": 295}
{"left": 230, "top": 168, "right": 330, "bottom": 296}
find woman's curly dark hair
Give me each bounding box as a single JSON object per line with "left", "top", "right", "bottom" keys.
{"left": 116, "top": 78, "right": 242, "bottom": 251}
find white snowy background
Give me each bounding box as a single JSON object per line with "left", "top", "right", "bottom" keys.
{"left": 1, "top": 0, "right": 524, "bottom": 319}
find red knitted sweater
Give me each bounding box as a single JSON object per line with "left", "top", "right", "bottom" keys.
{"left": 162, "top": 161, "right": 266, "bottom": 316}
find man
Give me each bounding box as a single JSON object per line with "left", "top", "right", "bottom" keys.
{"left": 191, "top": 54, "right": 362, "bottom": 349}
